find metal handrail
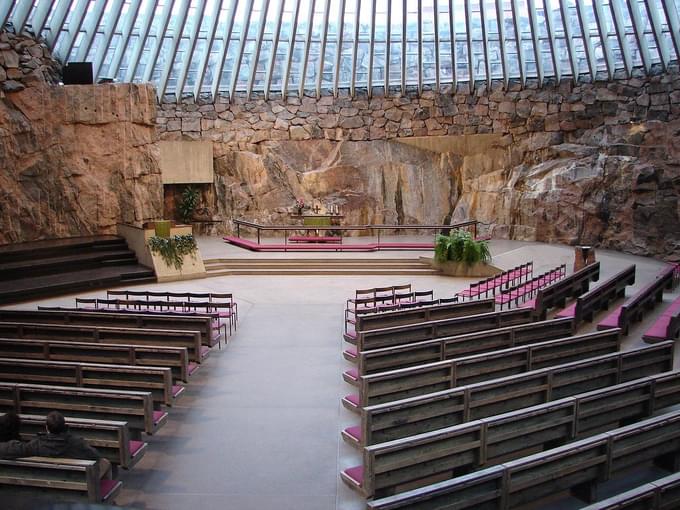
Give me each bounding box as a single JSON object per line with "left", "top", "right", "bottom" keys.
{"left": 233, "top": 218, "right": 479, "bottom": 245}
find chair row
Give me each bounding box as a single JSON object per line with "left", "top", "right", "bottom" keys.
{"left": 346, "top": 285, "right": 418, "bottom": 310}
{"left": 455, "top": 261, "right": 533, "bottom": 300}
{"left": 366, "top": 408, "right": 680, "bottom": 509}
{"left": 342, "top": 328, "right": 623, "bottom": 410}
{"left": 342, "top": 340, "right": 673, "bottom": 449}
{"left": 556, "top": 264, "right": 636, "bottom": 326}
{"left": 495, "top": 264, "right": 567, "bottom": 309}
{"left": 598, "top": 263, "right": 677, "bottom": 334}
{"left": 344, "top": 368, "right": 680, "bottom": 499}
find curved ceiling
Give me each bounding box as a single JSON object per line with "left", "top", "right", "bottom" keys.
{"left": 3, "top": 0, "right": 679, "bottom": 100}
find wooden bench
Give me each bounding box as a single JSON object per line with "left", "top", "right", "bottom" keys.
{"left": 105, "top": 290, "right": 239, "bottom": 333}
{"left": 643, "top": 295, "right": 680, "bottom": 343}
{"left": 350, "top": 299, "right": 495, "bottom": 333}
{"left": 366, "top": 409, "right": 680, "bottom": 509}
{"left": 598, "top": 264, "right": 677, "bottom": 334}
{"left": 0, "top": 322, "right": 208, "bottom": 363}
{"left": 0, "top": 357, "right": 182, "bottom": 407}
{"left": 345, "top": 291, "right": 438, "bottom": 332}
{"left": 0, "top": 457, "right": 122, "bottom": 503}
{"left": 342, "top": 328, "right": 622, "bottom": 410}
{"left": 343, "top": 340, "right": 673, "bottom": 448}
{"left": 0, "top": 337, "right": 195, "bottom": 383}
{"left": 345, "top": 308, "right": 535, "bottom": 352}
{"left": 456, "top": 262, "right": 533, "bottom": 299}
{"left": 342, "top": 370, "right": 680, "bottom": 498}
{"left": 556, "top": 264, "right": 636, "bottom": 326}
{"left": 0, "top": 382, "right": 167, "bottom": 436}
{"left": 495, "top": 264, "right": 567, "bottom": 309}
{"left": 1, "top": 308, "right": 219, "bottom": 349}
{"left": 344, "top": 318, "right": 574, "bottom": 379}
{"left": 1, "top": 413, "right": 148, "bottom": 470}
{"left": 524, "top": 261, "right": 601, "bottom": 320}
{"left": 579, "top": 471, "right": 680, "bottom": 509}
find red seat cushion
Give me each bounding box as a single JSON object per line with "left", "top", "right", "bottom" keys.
{"left": 344, "top": 394, "right": 360, "bottom": 407}
{"left": 343, "top": 465, "right": 364, "bottom": 485}
{"left": 344, "top": 368, "right": 359, "bottom": 381}
{"left": 644, "top": 316, "right": 672, "bottom": 339}
{"left": 129, "top": 440, "right": 145, "bottom": 457}
{"left": 344, "top": 425, "right": 362, "bottom": 442}
{"left": 100, "top": 479, "right": 121, "bottom": 500}
{"left": 152, "top": 410, "right": 167, "bottom": 425}
{"left": 172, "top": 385, "right": 184, "bottom": 397}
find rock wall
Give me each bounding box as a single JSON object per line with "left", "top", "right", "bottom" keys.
{"left": 0, "top": 30, "right": 61, "bottom": 94}
{"left": 0, "top": 79, "right": 162, "bottom": 243}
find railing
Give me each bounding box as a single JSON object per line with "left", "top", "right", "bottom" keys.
{"left": 233, "top": 219, "right": 480, "bottom": 245}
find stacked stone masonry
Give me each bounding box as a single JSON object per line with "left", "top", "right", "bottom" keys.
{"left": 157, "top": 66, "right": 680, "bottom": 149}
{"left": 0, "top": 30, "right": 61, "bottom": 94}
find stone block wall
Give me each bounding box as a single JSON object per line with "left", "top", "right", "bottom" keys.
{"left": 0, "top": 30, "right": 61, "bottom": 94}
{"left": 157, "top": 66, "right": 680, "bottom": 149}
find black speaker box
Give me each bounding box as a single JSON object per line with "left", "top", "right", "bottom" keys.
{"left": 63, "top": 62, "right": 94, "bottom": 85}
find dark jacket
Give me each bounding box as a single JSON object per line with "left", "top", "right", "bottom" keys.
{"left": 0, "top": 432, "right": 102, "bottom": 460}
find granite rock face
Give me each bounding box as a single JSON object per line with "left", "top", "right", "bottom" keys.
{"left": 0, "top": 82, "right": 162, "bottom": 244}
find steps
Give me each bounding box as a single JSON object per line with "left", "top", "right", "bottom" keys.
{"left": 0, "top": 236, "right": 155, "bottom": 304}
{"left": 204, "top": 258, "right": 441, "bottom": 276}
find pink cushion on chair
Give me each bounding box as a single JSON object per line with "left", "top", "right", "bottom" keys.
{"left": 129, "top": 440, "right": 146, "bottom": 457}
{"left": 522, "top": 299, "right": 537, "bottom": 310}
{"left": 344, "top": 425, "right": 363, "bottom": 442}
{"left": 344, "top": 368, "right": 359, "bottom": 381}
{"left": 644, "top": 316, "right": 672, "bottom": 340}
{"left": 344, "top": 394, "right": 360, "bottom": 407}
{"left": 556, "top": 302, "right": 577, "bottom": 318}
{"left": 343, "top": 465, "right": 364, "bottom": 485}
{"left": 172, "top": 385, "right": 184, "bottom": 398}
{"left": 344, "top": 346, "right": 358, "bottom": 358}
{"left": 100, "top": 479, "right": 121, "bottom": 500}
{"left": 188, "top": 362, "right": 199, "bottom": 375}
{"left": 152, "top": 410, "right": 167, "bottom": 425}
{"left": 598, "top": 307, "right": 622, "bottom": 329}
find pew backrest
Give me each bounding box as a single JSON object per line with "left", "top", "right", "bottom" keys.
{"left": 572, "top": 264, "right": 635, "bottom": 324}
{"left": 533, "top": 261, "right": 601, "bottom": 319}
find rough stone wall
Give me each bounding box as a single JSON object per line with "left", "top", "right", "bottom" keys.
{"left": 0, "top": 30, "right": 162, "bottom": 245}
{"left": 158, "top": 67, "right": 680, "bottom": 148}
{"left": 0, "top": 30, "right": 61, "bottom": 94}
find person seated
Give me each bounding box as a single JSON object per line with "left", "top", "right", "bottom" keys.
{"left": 0, "top": 411, "right": 112, "bottom": 478}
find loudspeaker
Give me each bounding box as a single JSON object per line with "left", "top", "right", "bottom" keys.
{"left": 63, "top": 62, "right": 94, "bottom": 85}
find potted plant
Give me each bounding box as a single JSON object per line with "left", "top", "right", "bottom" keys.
{"left": 178, "top": 186, "right": 200, "bottom": 224}
{"left": 427, "top": 229, "right": 500, "bottom": 277}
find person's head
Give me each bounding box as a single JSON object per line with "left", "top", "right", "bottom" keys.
{"left": 46, "top": 411, "right": 68, "bottom": 435}
{"left": 0, "top": 411, "right": 21, "bottom": 441}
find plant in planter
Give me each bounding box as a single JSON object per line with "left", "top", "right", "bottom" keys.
{"left": 178, "top": 186, "right": 200, "bottom": 224}
{"left": 148, "top": 234, "right": 198, "bottom": 270}
{"left": 435, "top": 230, "right": 491, "bottom": 264}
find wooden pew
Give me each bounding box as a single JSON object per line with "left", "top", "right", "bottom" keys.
{"left": 579, "top": 471, "right": 680, "bottom": 509}
{"left": 345, "top": 318, "right": 574, "bottom": 380}
{"left": 346, "top": 308, "right": 535, "bottom": 352}
{"left": 556, "top": 264, "right": 636, "bottom": 325}
{"left": 525, "top": 261, "right": 601, "bottom": 320}
{"left": 0, "top": 322, "right": 208, "bottom": 363}
{"left": 598, "top": 264, "right": 677, "bottom": 334}
{"left": 0, "top": 383, "right": 167, "bottom": 436}
{"left": 0, "top": 357, "right": 182, "bottom": 407}
{"left": 365, "top": 409, "right": 680, "bottom": 509}
{"left": 342, "top": 328, "right": 622, "bottom": 410}
{"left": 1, "top": 413, "right": 147, "bottom": 470}
{"left": 4, "top": 308, "right": 219, "bottom": 348}
{"left": 342, "top": 370, "right": 680, "bottom": 498}
{"left": 0, "top": 457, "right": 122, "bottom": 503}
{"left": 343, "top": 340, "right": 673, "bottom": 448}
{"left": 0, "top": 337, "right": 195, "bottom": 383}
{"left": 348, "top": 299, "right": 496, "bottom": 335}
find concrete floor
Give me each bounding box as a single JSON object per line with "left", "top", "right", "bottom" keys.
{"left": 1, "top": 238, "right": 677, "bottom": 510}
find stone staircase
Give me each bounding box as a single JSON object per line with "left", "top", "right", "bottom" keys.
{"left": 203, "top": 258, "right": 442, "bottom": 276}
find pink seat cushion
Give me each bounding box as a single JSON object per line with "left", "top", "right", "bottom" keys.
{"left": 200, "top": 345, "right": 211, "bottom": 357}
{"left": 345, "top": 330, "right": 357, "bottom": 339}
{"left": 344, "top": 425, "right": 363, "bottom": 442}
{"left": 172, "top": 385, "right": 184, "bottom": 397}
{"left": 343, "top": 465, "right": 364, "bottom": 485}
{"left": 344, "top": 368, "right": 359, "bottom": 381}
{"left": 522, "top": 299, "right": 537, "bottom": 310}
{"left": 556, "top": 302, "right": 577, "bottom": 318}
{"left": 129, "top": 440, "right": 145, "bottom": 457}
{"left": 188, "top": 362, "right": 199, "bottom": 375}
{"left": 344, "top": 394, "right": 360, "bottom": 407}
{"left": 152, "top": 410, "right": 167, "bottom": 424}
{"left": 344, "top": 346, "right": 358, "bottom": 358}
{"left": 645, "top": 316, "right": 671, "bottom": 339}
{"left": 598, "top": 307, "right": 622, "bottom": 328}
{"left": 100, "top": 479, "right": 120, "bottom": 499}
